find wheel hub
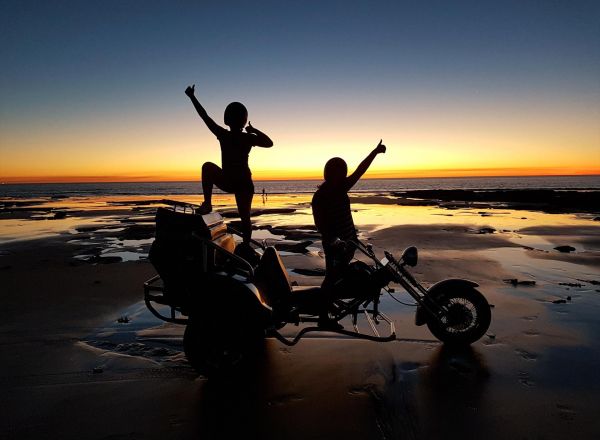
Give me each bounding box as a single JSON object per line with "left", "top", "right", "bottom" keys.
{"left": 445, "top": 303, "right": 474, "bottom": 331}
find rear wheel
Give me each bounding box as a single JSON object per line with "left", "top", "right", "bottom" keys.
{"left": 426, "top": 288, "right": 491, "bottom": 345}
{"left": 184, "top": 319, "right": 265, "bottom": 377}
{"left": 182, "top": 275, "right": 269, "bottom": 377}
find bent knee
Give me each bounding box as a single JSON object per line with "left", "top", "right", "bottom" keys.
{"left": 202, "top": 162, "right": 221, "bottom": 175}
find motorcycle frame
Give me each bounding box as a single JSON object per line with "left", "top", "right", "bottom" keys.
{"left": 349, "top": 240, "right": 446, "bottom": 324}
{"left": 144, "top": 228, "right": 399, "bottom": 343}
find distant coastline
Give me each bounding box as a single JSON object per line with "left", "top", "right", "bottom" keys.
{"left": 1, "top": 175, "right": 599, "bottom": 199}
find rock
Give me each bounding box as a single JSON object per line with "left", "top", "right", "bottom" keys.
{"left": 83, "top": 255, "right": 122, "bottom": 264}
{"left": 552, "top": 299, "right": 567, "bottom": 304}
{"left": 504, "top": 279, "right": 536, "bottom": 286}
{"left": 593, "top": 217, "right": 600, "bottom": 221}
{"left": 559, "top": 282, "right": 582, "bottom": 287}
{"left": 477, "top": 227, "right": 496, "bottom": 234}
{"left": 117, "top": 316, "right": 130, "bottom": 323}
{"left": 118, "top": 224, "right": 155, "bottom": 240}
{"left": 53, "top": 210, "right": 67, "bottom": 219}
{"left": 267, "top": 226, "right": 320, "bottom": 240}
{"left": 274, "top": 240, "right": 313, "bottom": 253}
{"left": 92, "top": 367, "right": 103, "bottom": 374}
{"left": 76, "top": 225, "right": 107, "bottom": 233}
{"left": 580, "top": 279, "right": 600, "bottom": 285}
{"left": 292, "top": 268, "right": 326, "bottom": 277}
{"left": 554, "top": 245, "right": 576, "bottom": 253}
{"left": 149, "top": 347, "right": 170, "bottom": 356}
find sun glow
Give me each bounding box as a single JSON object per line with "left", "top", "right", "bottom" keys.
{"left": 2, "top": 95, "right": 598, "bottom": 183}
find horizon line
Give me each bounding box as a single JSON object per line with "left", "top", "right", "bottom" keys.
{"left": 2, "top": 173, "right": 599, "bottom": 185}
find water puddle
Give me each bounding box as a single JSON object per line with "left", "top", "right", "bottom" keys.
{"left": 83, "top": 301, "right": 187, "bottom": 365}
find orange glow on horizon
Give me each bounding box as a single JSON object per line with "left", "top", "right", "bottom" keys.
{"left": 2, "top": 167, "right": 599, "bottom": 184}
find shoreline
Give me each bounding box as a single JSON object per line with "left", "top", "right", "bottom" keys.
{"left": 2, "top": 188, "right": 600, "bottom": 221}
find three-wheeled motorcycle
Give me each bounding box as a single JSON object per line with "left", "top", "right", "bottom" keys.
{"left": 144, "top": 201, "right": 491, "bottom": 376}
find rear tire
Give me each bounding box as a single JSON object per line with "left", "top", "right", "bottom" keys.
{"left": 183, "top": 319, "right": 265, "bottom": 377}
{"left": 182, "top": 274, "right": 269, "bottom": 377}
{"left": 426, "top": 287, "right": 491, "bottom": 345}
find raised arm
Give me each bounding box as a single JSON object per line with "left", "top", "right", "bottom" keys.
{"left": 185, "top": 84, "right": 225, "bottom": 138}
{"left": 245, "top": 122, "right": 274, "bottom": 148}
{"left": 346, "top": 140, "right": 386, "bottom": 189}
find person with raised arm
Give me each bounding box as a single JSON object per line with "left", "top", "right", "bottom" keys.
{"left": 312, "top": 140, "right": 386, "bottom": 327}
{"left": 185, "top": 84, "right": 273, "bottom": 243}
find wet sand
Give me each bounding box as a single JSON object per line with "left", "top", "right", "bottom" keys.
{"left": 1, "top": 194, "right": 600, "bottom": 439}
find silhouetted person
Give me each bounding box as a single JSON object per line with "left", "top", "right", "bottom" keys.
{"left": 312, "top": 140, "right": 386, "bottom": 326}
{"left": 185, "top": 84, "right": 273, "bottom": 243}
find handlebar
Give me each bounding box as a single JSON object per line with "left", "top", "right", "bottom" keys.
{"left": 347, "top": 239, "right": 382, "bottom": 265}
{"left": 350, "top": 240, "right": 404, "bottom": 270}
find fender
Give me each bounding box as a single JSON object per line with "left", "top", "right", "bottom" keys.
{"left": 414, "top": 279, "right": 479, "bottom": 326}
{"left": 193, "top": 273, "right": 272, "bottom": 327}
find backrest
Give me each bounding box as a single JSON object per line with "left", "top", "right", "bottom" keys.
{"left": 150, "top": 207, "right": 234, "bottom": 303}
{"left": 253, "top": 246, "right": 292, "bottom": 307}
{"left": 155, "top": 208, "right": 227, "bottom": 241}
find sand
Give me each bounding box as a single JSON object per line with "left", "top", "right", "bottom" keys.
{"left": 1, "top": 194, "right": 600, "bottom": 439}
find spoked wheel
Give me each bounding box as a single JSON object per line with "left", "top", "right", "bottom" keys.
{"left": 183, "top": 318, "right": 265, "bottom": 377}
{"left": 426, "top": 288, "right": 491, "bottom": 345}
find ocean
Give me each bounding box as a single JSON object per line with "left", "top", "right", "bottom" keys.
{"left": 1, "top": 175, "right": 599, "bottom": 199}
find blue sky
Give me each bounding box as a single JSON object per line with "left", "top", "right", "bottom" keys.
{"left": 1, "top": 0, "right": 599, "bottom": 181}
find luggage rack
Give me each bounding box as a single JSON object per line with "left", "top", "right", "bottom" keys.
{"left": 158, "top": 199, "right": 199, "bottom": 213}
{"left": 143, "top": 275, "right": 188, "bottom": 324}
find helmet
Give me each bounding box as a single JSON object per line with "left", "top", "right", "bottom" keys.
{"left": 224, "top": 102, "right": 248, "bottom": 129}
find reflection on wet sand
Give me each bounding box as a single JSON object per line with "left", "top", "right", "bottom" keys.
{"left": 416, "top": 346, "right": 490, "bottom": 440}
{"left": 1, "top": 192, "right": 599, "bottom": 439}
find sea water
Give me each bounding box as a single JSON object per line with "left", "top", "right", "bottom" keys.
{"left": 2, "top": 175, "right": 599, "bottom": 199}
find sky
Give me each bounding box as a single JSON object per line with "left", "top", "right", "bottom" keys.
{"left": 1, "top": 0, "right": 599, "bottom": 183}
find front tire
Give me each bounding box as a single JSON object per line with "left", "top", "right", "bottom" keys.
{"left": 426, "top": 288, "right": 491, "bottom": 345}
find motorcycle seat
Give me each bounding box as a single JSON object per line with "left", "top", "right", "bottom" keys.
{"left": 291, "top": 285, "right": 321, "bottom": 295}
{"left": 253, "top": 246, "right": 293, "bottom": 307}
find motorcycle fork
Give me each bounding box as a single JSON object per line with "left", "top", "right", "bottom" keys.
{"left": 396, "top": 266, "right": 445, "bottom": 319}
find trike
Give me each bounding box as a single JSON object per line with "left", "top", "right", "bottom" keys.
{"left": 144, "top": 201, "right": 491, "bottom": 376}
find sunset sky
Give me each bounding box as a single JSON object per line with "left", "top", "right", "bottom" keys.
{"left": 1, "top": 0, "right": 599, "bottom": 183}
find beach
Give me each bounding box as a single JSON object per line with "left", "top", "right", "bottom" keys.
{"left": 1, "top": 188, "right": 600, "bottom": 439}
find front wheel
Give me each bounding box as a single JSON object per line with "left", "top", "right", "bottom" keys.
{"left": 426, "top": 288, "right": 491, "bottom": 345}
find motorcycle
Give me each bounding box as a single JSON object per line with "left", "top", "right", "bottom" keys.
{"left": 144, "top": 201, "right": 491, "bottom": 376}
